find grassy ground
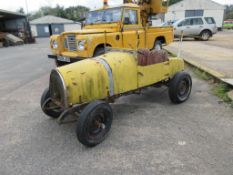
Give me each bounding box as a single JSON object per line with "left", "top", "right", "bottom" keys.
{"left": 190, "top": 66, "right": 233, "bottom": 108}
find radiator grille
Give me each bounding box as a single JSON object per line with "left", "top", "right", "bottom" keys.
{"left": 66, "top": 35, "right": 76, "bottom": 51}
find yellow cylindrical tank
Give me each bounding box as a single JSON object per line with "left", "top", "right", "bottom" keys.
{"left": 52, "top": 51, "right": 138, "bottom": 107}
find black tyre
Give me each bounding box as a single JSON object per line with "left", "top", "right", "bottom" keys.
{"left": 76, "top": 100, "right": 113, "bottom": 147}
{"left": 40, "top": 88, "right": 63, "bottom": 118}
{"left": 200, "top": 30, "right": 211, "bottom": 41}
{"left": 55, "top": 60, "right": 67, "bottom": 67}
{"left": 153, "top": 40, "right": 162, "bottom": 51}
{"left": 94, "top": 47, "right": 105, "bottom": 57}
{"left": 168, "top": 72, "right": 192, "bottom": 104}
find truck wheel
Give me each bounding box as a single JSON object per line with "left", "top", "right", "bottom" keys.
{"left": 76, "top": 100, "right": 113, "bottom": 147}
{"left": 55, "top": 60, "right": 67, "bottom": 67}
{"left": 94, "top": 47, "right": 105, "bottom": 57}
{"left": 168, "top": 72, "right": 192, "bottom": 104}
{"left": 154, "top": 40, "right": 162, "bottom": 51}
{"left": 40, "top": 88, "right": 63, "bottom": 118}
{"left": 201, "top": 30, "right": 211, "bottom": 41}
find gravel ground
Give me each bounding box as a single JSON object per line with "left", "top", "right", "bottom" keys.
{"left": 0, "top": 39, "right": 232, "bottom": 175}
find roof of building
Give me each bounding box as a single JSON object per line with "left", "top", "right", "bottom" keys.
{"left": 0, "top": 9, "right": 26, "bottom": 20}
{"left": 30, "top": 15, "right": 76, "bottom": 25}
{"left": 168, "top": 0, "right": 225, "bottom": 10}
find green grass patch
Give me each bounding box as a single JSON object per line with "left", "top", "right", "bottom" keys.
{"left": 192, "top": 68, "right": 212, "bottom": 81}
{"left": 190, "top": 66, "right": 233, "bottom": 108}
{"left": 212, "top": 83, "right": 232, "bottom": 103}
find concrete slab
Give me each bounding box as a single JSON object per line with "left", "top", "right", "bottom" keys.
{"left": 165, "top": 31, "right": 233, "bottom": 86}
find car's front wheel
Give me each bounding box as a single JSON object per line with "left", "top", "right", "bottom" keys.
{"left": 40, "top": 88, "right": 63, "bottom": 118}
{"left": 76, "top": 100, "right": 113, "bottom": 147}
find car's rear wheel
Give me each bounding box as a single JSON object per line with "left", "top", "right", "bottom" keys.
{"left": 201, "top": 30, "right": 211, "bottom": 41}
{"left": 76, "top": 100, "right": 113, "bottom": 147}
{"left": 168, "top": 72, "right": 192, "bottom": 104}
{"left": 40, "top": 88, "right": 63, "bottom": 118}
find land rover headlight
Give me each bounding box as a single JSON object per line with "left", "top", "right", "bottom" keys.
{"left": 77, "top": 40, "right": 86, "bottom": 51}
{"left": 52, "top": 40, "right": 58, "bottom": 49}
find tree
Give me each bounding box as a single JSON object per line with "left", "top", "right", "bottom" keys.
{"left": 225, "top": 5, "right": 233, "bottom": 19}
{"left": 16, "top": 7, "right": 25, "bottom": 14}
{"left": 65, "top": 6, "right": 89, "bottom": 21}
{"left": 169, "top": 0, "right": 182, "bottom": 6}
{"left": 28, "top": 5, "right": 89, "bottom": 21}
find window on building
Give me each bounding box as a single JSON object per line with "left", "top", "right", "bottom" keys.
{"left": 185, "top": 10, "right": 204, "bottom": 17}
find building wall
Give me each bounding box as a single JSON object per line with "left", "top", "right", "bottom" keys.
{"left": 165, "top": 11, "right": 185, "bottom": 22}
{"left": 64, "top": 23, "right": 81, "bottom": 31}
{"left": 204, "top": 10, "right": 224, "bottom": 28}
{"left": 31, "top": 23, "right": 81, "bottom": 37}
{"left": 30, "top": 25, "right": 37, "bottom": 37}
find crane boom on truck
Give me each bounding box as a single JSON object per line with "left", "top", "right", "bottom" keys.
{"left": 123, "top": 0, "right": 169, "bottom": 25}
{"left": 48, "top": 0, "right": 173, "bottom": 66}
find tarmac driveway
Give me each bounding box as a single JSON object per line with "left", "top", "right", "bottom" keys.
{"left": 0, "top": 39, "right": 233, "bottom": 175}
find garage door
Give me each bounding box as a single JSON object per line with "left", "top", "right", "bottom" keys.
{"left": 51, "top": 24, "right": 64, "bottom": 35}
{"left": 36, "top": 24, "right": 50, "bottom": 37}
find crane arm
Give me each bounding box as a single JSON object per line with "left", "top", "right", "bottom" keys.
{"left": 123, "top": 0, "right": 168, "bottom": 26}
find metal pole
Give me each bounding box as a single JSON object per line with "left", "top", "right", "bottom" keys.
{"left": 177, "top": 30, "right": 184, "bottom": 58}
{"left": 25, "top": 0, "right": 29, "bottom": 15}
{"left": 104, "top": 30, "right": 107, "bottom": 53}
{"left": 24, "top": 0, "right": 33, "bottom": 43}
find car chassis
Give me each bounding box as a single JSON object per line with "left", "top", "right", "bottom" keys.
{"left": 41, "top": 49, "right": 192, "bottom": 147}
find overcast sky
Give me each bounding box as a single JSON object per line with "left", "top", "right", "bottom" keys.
{"left": 0, "top": 0, "right": 233, "bottom": 13}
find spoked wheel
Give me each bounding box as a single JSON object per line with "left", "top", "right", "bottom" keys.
{"left": 40, "top": 88, "right": 63, "bottom": 118}
{"left": 76, "top": 100, "right": 113, "bottom": 147}
{"left": 169, "top": 72, "right": 192, "bottom": 104}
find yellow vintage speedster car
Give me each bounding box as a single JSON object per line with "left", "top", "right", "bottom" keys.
{"left": 41, "top": 49, "right": 192, "bottom": 147}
